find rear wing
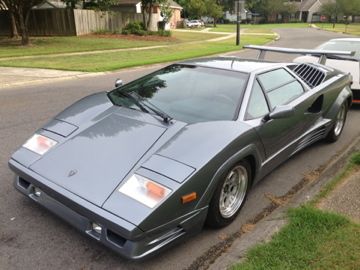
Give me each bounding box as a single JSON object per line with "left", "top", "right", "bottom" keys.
{"left": 244, "top": 45, "right": 357, "bottom": 65}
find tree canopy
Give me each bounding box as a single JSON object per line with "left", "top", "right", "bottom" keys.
{"left": 177, "top": 0, "right": 223, "bottom": 21}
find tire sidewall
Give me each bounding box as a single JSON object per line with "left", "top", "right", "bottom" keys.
{"left": 206, "top": 160, "right": 252, "bottom": 228}
{"left": 326, "top": 102, "right": 348, "bottom": 142}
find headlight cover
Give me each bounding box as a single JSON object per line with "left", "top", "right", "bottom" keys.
{"left": 23, "top": 134, "right": 57, "bottom": 155}
{"left": 119, "top": 174, "right": 172, "bottom": 208}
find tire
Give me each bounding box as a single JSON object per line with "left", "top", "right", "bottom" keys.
{"left": 206, "top": 160, "right": 252, "bottom": 228}
{"left": 326, "top": 102, "right": 348, "bottom": 143}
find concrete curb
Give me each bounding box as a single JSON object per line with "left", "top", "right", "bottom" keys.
{"left": 206, "top": 136, "right": 360, "bottom": 270}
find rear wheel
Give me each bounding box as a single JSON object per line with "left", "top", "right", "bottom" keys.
{"left": 206, "top": 161, "right": 251, "bottom": 228}
{"left": 326, "top": 102, "right": 348, "bottom": 142}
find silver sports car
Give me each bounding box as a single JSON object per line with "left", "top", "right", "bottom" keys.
{"left": 9, "top": 49, "right": 353, "bottom": 259}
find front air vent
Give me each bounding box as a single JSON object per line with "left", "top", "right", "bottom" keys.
{"left": 293, "top": 63, "right": 325, "bottom": 88}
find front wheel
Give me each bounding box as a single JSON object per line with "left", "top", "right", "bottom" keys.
{"left": 206, "top": 161, "right": 251, "bottom": 228}
{"left": 326, "top": 102, "right": 348, "bottom": 143}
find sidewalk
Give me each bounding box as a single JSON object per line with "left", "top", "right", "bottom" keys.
{"left": 0, "top": 67, "right": 92, "bottom": 89}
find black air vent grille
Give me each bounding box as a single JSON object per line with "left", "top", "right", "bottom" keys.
{"left": 293, "top": 63, "right": 325, "bottom": 88}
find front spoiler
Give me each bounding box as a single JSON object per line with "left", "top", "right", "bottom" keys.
{"left": 9, "top": 159, "right": 207, "bottom": 260}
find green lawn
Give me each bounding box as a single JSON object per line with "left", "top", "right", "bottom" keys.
{"left": 316, "top": 23, "right": 360, "bottom": 36}
{"left": 209, "top": 23, "right": 310, "bottom": 33}
{"left": 0, "top": 31, "right": 225, "bottom": 58}
{"left": 233, "top": 206, "right": 360, "bottom": 270}
{"left": 233, "top": 152, "right": 360, "bottom": 270}
{"left": 0, "top": 35, "right": 274, "bottom": 72}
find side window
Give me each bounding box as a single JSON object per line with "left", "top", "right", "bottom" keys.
{"left": 267, "top": 81, "right": 304, "bottom": 108}
{"left": 246, "top": 80, "right": 269, "bottom": 120}
{"left": 258, "top": 69, "right": 294, "bottom": 92}
{"left": 258, "top": 68, "right": 304, "bottom": 109}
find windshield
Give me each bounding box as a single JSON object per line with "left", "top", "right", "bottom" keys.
{"left": 108, "top": 65, "right": 248, "bottom": 124}
{"left": 317, "top": 40, "right": 360, "bottom": 58}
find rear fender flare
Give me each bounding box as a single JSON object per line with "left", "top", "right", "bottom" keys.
{"left": 327, "top": 86, "right": 352, "bottom": 120}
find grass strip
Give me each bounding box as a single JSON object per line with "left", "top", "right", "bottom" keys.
{"left": 233, "top": 151, "right": 360, "bottom": 270}
{"left": 209, "top": 23, "right": 310, "bottom": 33}
{"left": 315, "top": 23, "right": 360, "bottom": 36}
{"left": 233, "top": 206, "right": 360, "bottom": 270}
{"left": 311, "top": 151, "right": 360, "bottom": 205}
{"left": 0, "top": 35, "right": 274, "bottom": 72}
{"left": 0, "top": 31, "right": 225, "bottom": 59}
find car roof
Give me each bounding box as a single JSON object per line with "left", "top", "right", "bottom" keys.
{"left": 180, "top": 57, "right": 281, "bottom": 73}
{"left": 328, "top": 38, "right": 360, "bottom": 42}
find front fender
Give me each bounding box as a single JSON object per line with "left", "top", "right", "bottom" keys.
{"left": 196, "top": 143, "right": 262, "bottom": 209}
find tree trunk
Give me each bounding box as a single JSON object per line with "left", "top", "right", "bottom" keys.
{"left": 147, "top": 4, "right": 153, "bottom": 31}
{"left": 17, "top": 9, "right": 30, "bottom": 46}
{"left": 9, "top": 11, "right": 19, "bottom": 38}
{"left": 146, "top": 7, "right": 152, "bottom": 30}
{"left": 142, "top": 9, "right": 147, "bottom": 30}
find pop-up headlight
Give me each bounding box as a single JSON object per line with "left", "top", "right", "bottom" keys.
{"left": 119, "top": 174, "right": 171, "bottom": 208}
{"left": 23, "top": 134, "right": 57, "bottom": 155}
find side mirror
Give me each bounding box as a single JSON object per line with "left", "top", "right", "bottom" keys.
{"left": 115, "top": 79, "right": 123, "bottom": 88}
{"left": 266, "top": 105, "right": 295, "bottom": 120}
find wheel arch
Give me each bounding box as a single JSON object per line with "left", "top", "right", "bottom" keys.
{"left": 326, "top": 85, "right": 352, "bottom": 120}
{"left": 195, "top": 144, "right": 262, "bottom": 209}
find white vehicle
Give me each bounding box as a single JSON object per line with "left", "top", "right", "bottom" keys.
{"left": 295, "top": 38, "right": 360, "bottom": 104}
{"left": 186, "top": 20, "right": 204, "bottom": 28}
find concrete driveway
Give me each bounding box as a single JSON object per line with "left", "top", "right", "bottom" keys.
{"left": 0, "top": 27, "right": 359, "bottom": 270}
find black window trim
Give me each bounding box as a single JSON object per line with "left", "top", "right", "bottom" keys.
{"left": 244, "top": 78, "right": 271, "bottom": 121}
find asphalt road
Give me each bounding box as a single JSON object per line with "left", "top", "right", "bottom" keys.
{"left": 1, "top": 28, "right": 359, "bottom": 270}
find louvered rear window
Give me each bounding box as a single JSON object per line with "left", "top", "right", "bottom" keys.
{"left": 293, "top": 63, "right": 325, "bottom": 88}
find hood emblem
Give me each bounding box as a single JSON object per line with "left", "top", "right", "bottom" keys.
{"left": 68, "top": 169, "right": 78, "bottom": 177}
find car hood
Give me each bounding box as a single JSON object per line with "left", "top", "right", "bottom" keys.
{"left": 30, "top": 112, "right": 168, "bottom": 207}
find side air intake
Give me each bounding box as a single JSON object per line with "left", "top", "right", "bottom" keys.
{"left": 293, "top": 63, "right": 325, "bottom": 88}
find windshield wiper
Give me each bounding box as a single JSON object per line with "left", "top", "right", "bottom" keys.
{"left": 117, "top": 91, "right": 150, "bottom": 114}
{"left": 119, "top": 91, "right": 173, "bottom": 124}
{"left": 130, "top": 92, "right": 173, "bottom": 124}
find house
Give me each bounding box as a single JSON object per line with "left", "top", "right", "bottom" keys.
{"left": 32, "top": 0, "right": 82, "bottom": 9}
{"left": 290, "top": 0, "right": 333, "bottom": 23}
{"left": 115, "top": 0, "right": 183, "bottom": 30}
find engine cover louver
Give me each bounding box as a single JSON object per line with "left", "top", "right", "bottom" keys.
{"left": 293, "top": 63, "right": 325, "bottom": 88}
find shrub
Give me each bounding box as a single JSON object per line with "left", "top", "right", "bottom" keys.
{"left": 122, "top": 22, "right": 146, "bottom": 35}
{"left": 157, "top": 30, "right": 171, "bottom": 37}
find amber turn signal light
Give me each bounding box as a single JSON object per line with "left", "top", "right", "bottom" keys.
{"left": 181, "top": 192, "right": 197, "bottom": 204}
{"left": 146, "top": 181, "right": 166, "bottom": 198}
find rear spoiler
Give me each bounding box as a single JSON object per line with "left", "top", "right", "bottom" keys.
{"left": 244, "top": 45, "right": 357, "bottom": 65}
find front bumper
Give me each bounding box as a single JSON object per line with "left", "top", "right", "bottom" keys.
{"left": 9, "top": 159, "right": 207, "bottom": 260}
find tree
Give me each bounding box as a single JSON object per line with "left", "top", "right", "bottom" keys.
{"left": 140, "top": 0, "right": 167, "bottom": 30}
{"left": 62, "top": 0, "right": 117, "bottom": 11}
{"left": 320, "top": 2, "right": 339, "bottom": 26}
{"left": 0, "top": 0, "right": 18, "bottom": 38}
{"left": 205, "top": 0, "right": 223, "bottom": 27}
{"left": 160, "top": 2, "right": 173, "bottom": 23}
{"left": 2, "top": 0, "right": 43, "bottom": 45}
{"left": 338, "top": 0, "right": 360, "bottom": 21}
{"left": 180, "top": 0, "right": 206, "bottom": 19}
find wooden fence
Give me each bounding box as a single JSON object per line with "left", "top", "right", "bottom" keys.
{"left": 0, "top": 9, "right": 143, "bottom": 36}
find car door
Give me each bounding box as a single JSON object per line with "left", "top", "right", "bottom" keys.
{"left": 244, "top": 68, "right": 319, "bottom": 173}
